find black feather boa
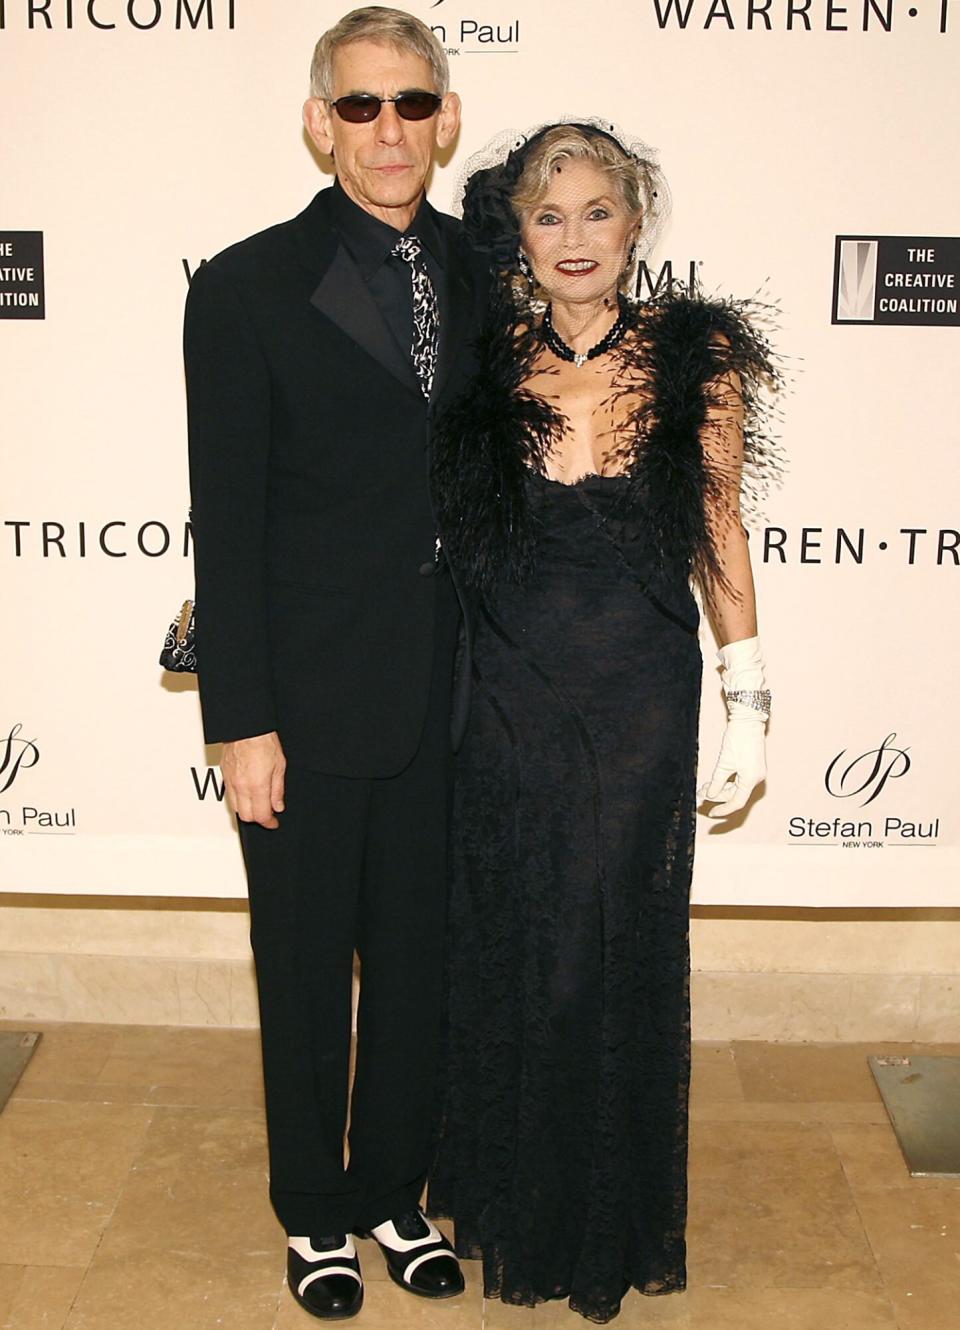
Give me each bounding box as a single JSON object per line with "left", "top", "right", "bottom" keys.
{"left": 432, "top": 284, "right": 784, "bottom": 601}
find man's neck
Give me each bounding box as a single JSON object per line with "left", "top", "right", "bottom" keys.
{"left": 338, "top": 177, "right": 424, "bottom": 233}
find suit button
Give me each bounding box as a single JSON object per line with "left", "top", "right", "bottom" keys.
{"left": 418, "top": 560, "right": 436, "bottom": 577}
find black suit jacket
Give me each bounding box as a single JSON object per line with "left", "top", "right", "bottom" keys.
{"left": 184, "top": 186, "right": 488, "bottom": 776}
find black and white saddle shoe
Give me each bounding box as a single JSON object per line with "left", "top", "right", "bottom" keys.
{"left": 355, "top": 1209, "right": 464, "bottom": 1298}
{"left": 286, "top": 1234, "right": 363, "bottom": 1320}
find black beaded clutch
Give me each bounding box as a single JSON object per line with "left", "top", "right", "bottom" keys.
{"left": 159, "top": 598, "right": 197, "bottom": 673}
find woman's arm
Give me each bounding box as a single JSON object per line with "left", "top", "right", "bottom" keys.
{"left": 698, "top": 359, "right": 759, "bottom": 645}
{"left": 696, "top": 356, "right": 769, "bottom": 817}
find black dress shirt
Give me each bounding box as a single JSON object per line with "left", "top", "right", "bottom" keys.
{"left": 327, "top": 176, "right": 445, "bottom": 362}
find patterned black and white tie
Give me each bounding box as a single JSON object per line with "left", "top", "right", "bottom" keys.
{"left": 392, "top": 235, "right": 439, "bottom": 400}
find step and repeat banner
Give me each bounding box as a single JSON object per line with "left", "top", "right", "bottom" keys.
{"left": 2, "top": 1, "right": 957, "bottom": 902}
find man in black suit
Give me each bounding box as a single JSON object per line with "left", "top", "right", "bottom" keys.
{"left": 184, "top": 8, "right": 487, "bottom": 1319}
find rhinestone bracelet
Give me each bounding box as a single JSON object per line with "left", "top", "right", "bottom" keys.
{"left": 725, "top": 688, "right": 772, "bottom": 715}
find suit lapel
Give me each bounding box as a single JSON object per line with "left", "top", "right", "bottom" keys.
{"left": 310, "top": 247, "right": 420, "bottom": 395}
{"left": 293, "top": 188, "right": 421, "bottom": 397}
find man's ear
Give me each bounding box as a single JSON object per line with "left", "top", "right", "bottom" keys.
{"left": 303, "top": 98, "right": 334, "bottom": 155}
{"left": 435, "top": 92, "right": 461, "bottom": 151}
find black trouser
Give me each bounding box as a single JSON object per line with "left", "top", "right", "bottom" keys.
{"left": 239, "top": 583, "right": 458, "bottom": 1237}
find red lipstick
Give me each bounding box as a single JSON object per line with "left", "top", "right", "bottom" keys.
{"left": 555, "top": 259, "right": 599, "bottom": 276}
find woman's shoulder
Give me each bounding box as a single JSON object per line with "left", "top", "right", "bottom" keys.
{"left": 629, "top": 285, "right": 752, "bottom": 334}
{"left": 624, "top": 285, "right": 780, "bottom": 385}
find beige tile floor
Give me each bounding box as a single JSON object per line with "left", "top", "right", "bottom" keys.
{"left": 1, "top": 1023, "right": 958, "bottom": 1330}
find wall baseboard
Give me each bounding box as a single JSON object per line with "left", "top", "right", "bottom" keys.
{"left": 0, "top": 951, "right": 955, "bottom": 1042}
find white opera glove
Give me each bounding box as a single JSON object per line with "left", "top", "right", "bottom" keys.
{"left": 699, "top": 635, "right": 770, "bottom": 819}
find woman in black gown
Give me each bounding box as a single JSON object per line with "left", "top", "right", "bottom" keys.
{"left": 428, "top": 121, "right": 781, "bottom": 1323}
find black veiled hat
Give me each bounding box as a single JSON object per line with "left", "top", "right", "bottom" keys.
{"left": 454, "top": 117, "right": 671, "bottom": 272}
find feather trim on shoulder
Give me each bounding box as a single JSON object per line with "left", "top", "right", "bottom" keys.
{"left": 432, "top": 287, "right": 563, "bottom": 590}
{"left": 612, "top": 285, "right": 786, "bottom": 601}
{"left": 432, "top": 283, "right": 785, "bottom": 596}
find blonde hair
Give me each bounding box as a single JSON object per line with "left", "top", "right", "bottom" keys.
{"left": 310, "top": 6, "right": 449, "bottom": 100}
{"left": 512, "top": 125, "right": 644, "bottom": 222}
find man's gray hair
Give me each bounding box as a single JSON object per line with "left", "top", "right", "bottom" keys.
{"left": 310, "top": 6, "right": 450, "bottom": 101}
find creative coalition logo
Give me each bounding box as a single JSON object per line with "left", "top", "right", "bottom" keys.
{"left": 0, "top": 723, "right": 77, "bottom": 834}
{"left": 0, "top": 233, "right": 44, "bottom": 319}
{"left": 833, "top": 237, "right": 959, "bottom": 326}
{"left": 788, "top": 732, "right": 939, "bottom": 846}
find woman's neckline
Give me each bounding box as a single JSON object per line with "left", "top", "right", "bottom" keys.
{"left": 528, "top": 467, "right": 630, "bottom": 489}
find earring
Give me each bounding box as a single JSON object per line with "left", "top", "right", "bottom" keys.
{"left": 517, "top": 247, "right": 535, "bottom": 294}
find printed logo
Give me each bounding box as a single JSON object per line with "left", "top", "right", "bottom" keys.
{"left": 832, "top": 236, "right": 960, "bottom": 326}
{"left": 636, "top": 259, "right": 700, "bottom": 299}
{"left": 824, "top": 733, "right": 911, "bottom": 806}
{"left": 0, "top": 233, "right": 44, "bottom": 319}
{"left": 650, "top": 0, "right": 957, "bottom": 33}
{"left": 0, "top": 724, "right": 40, "bottom": 794}
{"left": 191, "top": 766, "right": 225, "bottom": 802}
{"left": 425, "top": 3, "right": 521, "bottom": 53}
{"left": 0, "top": 1, "right": 236, "bottom": 31}
{"left": 0, "top": 725, "right": 77, "bottom": 835}
{"left": 835, "top": 239, "right": 878, "bottom": 321}
{"left": 788, "top": 733, "right": 939, "bottom": 848}
{"left": 1, "top": 518, "right": 193, "bottom": 560}
{"left": 760, "top": 525, "right": 959, "bottom": 568}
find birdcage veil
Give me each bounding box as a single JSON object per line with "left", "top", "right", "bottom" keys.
{"left": 450, "top": 116, "right": 671, "bottom": 282}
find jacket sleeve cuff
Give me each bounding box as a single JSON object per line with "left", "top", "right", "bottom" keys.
{"left": 199, "top": 689, "right": 279, "bottom": 747}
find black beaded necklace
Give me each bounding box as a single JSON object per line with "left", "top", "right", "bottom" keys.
{"left": 540, "top": 295, "right": 630, "bottom": 368}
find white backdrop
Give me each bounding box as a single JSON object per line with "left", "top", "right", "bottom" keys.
{"left": 2, "top": 0, "right": 957, "bottom": 902}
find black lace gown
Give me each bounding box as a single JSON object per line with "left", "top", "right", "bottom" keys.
{"left": 428, "top": 467, "right": 701, "bottom": 1321}
{"left": 427, "top": 290, "right": 780, "bottom": 1323}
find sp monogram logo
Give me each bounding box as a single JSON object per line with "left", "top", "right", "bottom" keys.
{"left": 0, "top": 724, "right": 40, "bottom": 794}
{"left": 824, "top": 733, "right": 911, "bottom": 807}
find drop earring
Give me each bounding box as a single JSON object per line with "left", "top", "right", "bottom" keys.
{"left": 518, "top": 248, "right": 535, "bottom": 295}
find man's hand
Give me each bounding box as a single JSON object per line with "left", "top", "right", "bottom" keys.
{"left": 221, "top": 731, "right": 287, "bottom": 829}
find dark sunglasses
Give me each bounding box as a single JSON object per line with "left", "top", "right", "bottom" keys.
{"left": 330, "top": 91, "right": 443, "bottom": 124}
